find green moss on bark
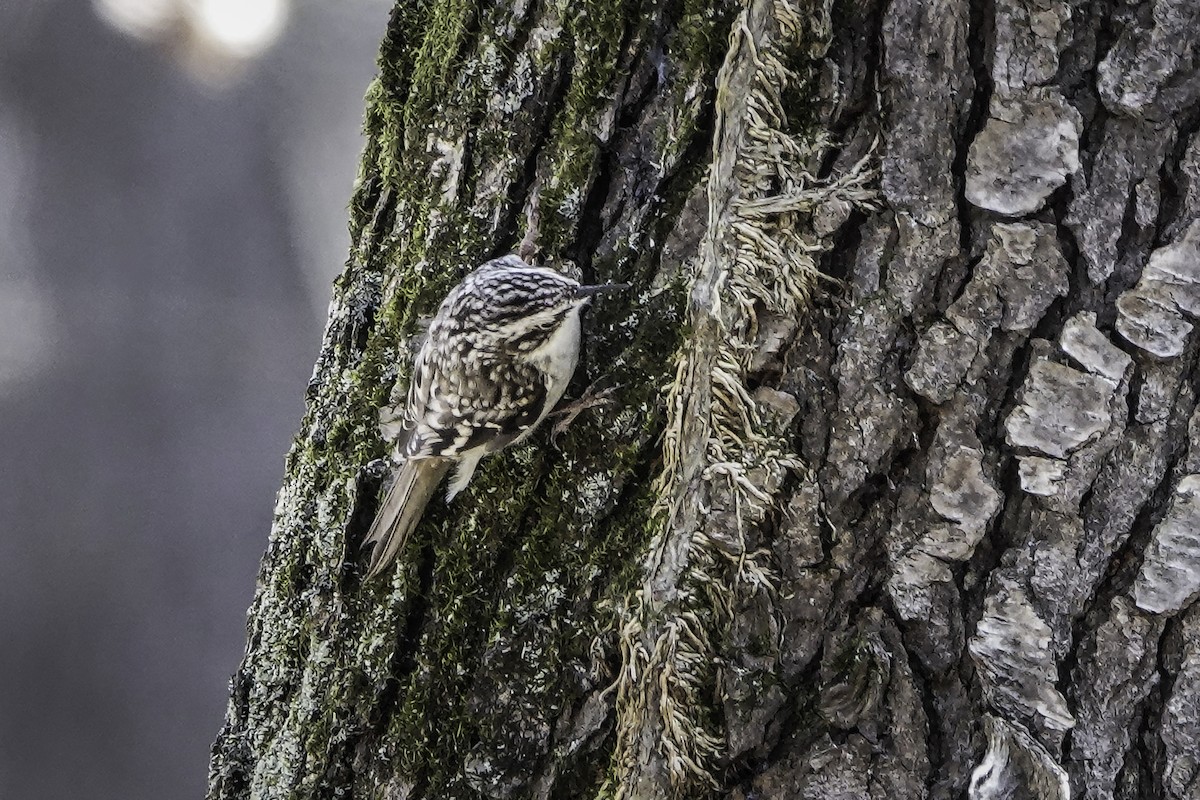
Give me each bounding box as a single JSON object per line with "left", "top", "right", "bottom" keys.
{"left": 208, "top": 0, "right": 733, "bottom": 797}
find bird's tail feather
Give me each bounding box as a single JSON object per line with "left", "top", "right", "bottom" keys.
{"left": 363, "top": 458, "right": 451, "bottom": 580}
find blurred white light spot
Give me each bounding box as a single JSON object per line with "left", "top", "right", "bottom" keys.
{"left": 93, "top": 0, "right": 290, "bottom": 85}
{"left": 186, "top": 0, "right": 287, "bottom": 58}
{"left": 92, "top": 0, "right": 179, "bottom": 42}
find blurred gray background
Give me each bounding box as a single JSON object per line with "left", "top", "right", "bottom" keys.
{"left": 0, "top": 0, "right": 389, "bottom": 795}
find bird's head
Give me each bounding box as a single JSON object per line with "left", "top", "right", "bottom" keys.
{"left": 442, "top": 256, "right": 628, "bottom": 353}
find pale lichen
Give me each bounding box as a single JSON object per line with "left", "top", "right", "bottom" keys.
{"left": 603, "top": 0, "right": 880, "bottom": 795}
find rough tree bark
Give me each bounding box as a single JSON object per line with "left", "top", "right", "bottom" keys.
{"left": 207, "top": 0, "right": 1200, "bottom": 798}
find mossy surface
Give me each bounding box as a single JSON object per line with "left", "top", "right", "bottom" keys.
{"left": 206, "top": 0, "right": 735, "bottom": 798}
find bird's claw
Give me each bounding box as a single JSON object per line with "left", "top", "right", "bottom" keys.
{"left": 550, "top": 384, "right": 621, "bottom": 442}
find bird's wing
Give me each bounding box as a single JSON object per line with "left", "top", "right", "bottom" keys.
{"left": 407, "top": 356, "right": 549, "bottom": 458}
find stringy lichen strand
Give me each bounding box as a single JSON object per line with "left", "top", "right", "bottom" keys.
{"left": 604, "top": 0, "right": 880, "bottom": 794}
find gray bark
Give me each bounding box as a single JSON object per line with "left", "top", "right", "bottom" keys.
{"left": 208, "top": 0, "right": 1200, "bottom": 799}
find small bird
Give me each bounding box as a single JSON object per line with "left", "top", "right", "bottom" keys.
{"left": 362, "top": 254, "right": 628, "bottom": 579}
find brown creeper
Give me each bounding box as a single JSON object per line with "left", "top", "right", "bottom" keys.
{"left": 362, "top": 255, "right": 628, "bottom": 579}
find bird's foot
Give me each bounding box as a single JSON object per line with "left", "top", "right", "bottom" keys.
{"left": 550, "top": 383, "right": 621, "bottom": 441}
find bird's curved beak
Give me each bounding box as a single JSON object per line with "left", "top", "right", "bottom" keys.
{"left": 575, "top": 282, "right": 631, "bottom": 299}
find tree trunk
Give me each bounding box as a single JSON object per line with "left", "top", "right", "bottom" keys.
{"left": 207, "top": 0, "right": 1200, "bottom": 798}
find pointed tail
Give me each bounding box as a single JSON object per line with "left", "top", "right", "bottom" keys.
{"left": 362, "top": 457, "right": 451, "bottom": 580}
